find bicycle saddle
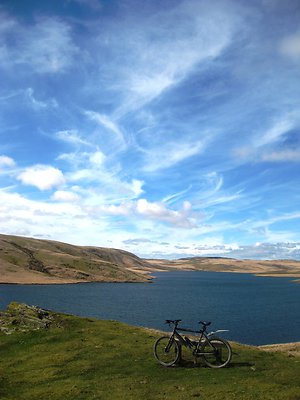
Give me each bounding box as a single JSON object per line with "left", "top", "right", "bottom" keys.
{"left": 199, "top": 321, "right": 211, "bottom": 326}
{"left": 165, "top": 319, "right": 182, "bottom": 324}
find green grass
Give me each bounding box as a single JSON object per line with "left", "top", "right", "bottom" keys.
{"left": 0, "top": 313, "right": 300, "bottom": 400}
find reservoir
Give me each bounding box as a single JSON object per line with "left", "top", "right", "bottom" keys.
{"left": 0, "top": 271, "right": 299, "bottom": 345}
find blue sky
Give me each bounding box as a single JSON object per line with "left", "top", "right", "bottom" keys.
{"left": 0, "top": 0, "right": 300, "bottom": 259}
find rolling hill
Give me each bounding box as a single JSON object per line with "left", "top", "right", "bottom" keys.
{"left": 1, "top": 233, "right": 300, "bottom": 284}
{"left": 149, "top": 256, "right": 300, "bottom": 280}
{"left": 0, "top": 234, "right": 157, "bottom": 284}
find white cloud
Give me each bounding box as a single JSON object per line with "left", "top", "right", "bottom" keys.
{"left": 137, "top": 198, "right": 190, "bottom": 214}
{"left": 0, "top": 189, "right": 94, "bottom": 243}
{"left": 279, "top": 30, "right": 300, "bottom": 60}
{"left": 89, "top": 151, "right": 106, "bottom": 166}
{"left": 130, "top": 179, "right": 144, "bottom": 197}
{"left": 0, "top": 155, "right": 15, "bottom": 167}
{"left": 220, "top": 242, "right": 300, "bottom": 260}
{"left": 52, "top": 190, "right": 79, "bottom": 202}
{"left": 17, "top": 165, "right": 65, "bottom": 190}
{"left": 102, "top": 199, "right": 197, "bottom": 228}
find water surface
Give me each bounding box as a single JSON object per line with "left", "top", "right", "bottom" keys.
{"left": 0, "top": 271, "right": 299, "bottom": 345}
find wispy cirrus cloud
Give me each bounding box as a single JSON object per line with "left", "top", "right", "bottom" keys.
{"left": 142, "top": 139, "right": 205, "bottom": 172}
{"left": 1, "top": 1, "right": 300, "bottom": 259}
{"left": 55, "top": 130, "right": 93, "bottom": 148}
{"left": 254, "top": 114, "right": 296, "bottom": 148}
{"left": 279, "top": 30, "right": 300, "bottom": 60}
{"left": 25, "top": 88, "right": 57, "bottom": 110}
{"left": 234, "top": 112, "right": 300, "bottom": 163}
{"left": 0, "top": 14, "right": 77, "bottom": 73}
{"left": 57, "top": 148, "right": 144, "bottom": 202}
{"left": 84, "top": 111, "right": 126, "bottom": 148}
{"left": 94, "top": 0, "right": 239, "bottom": 115}
{"left": 260, "top": 150, "right": 300, "bottom": 162}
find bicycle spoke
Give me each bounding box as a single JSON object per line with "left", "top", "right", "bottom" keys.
{"left": 153, "top": 336, "right": 180, "bottom": 366}
{"left": 201, "top": 338, "right": 232, "bottom": 368}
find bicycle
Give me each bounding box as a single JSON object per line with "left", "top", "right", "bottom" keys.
{"left": 153, "top": 319, "right": 232, "bottom": 368}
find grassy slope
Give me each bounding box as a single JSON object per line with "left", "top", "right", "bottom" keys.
{"left": 0, "top": 311, "right": 299, "bottom": 400}
{"left": 0, "top": 234, "right": 154, "bottom": 283}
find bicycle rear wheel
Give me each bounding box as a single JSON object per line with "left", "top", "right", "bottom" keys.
{"left": 153, "top": 336, "right": 180, "bottom": 366}
{"left": 201, "top": 337, "right": 232, "bottom": 368}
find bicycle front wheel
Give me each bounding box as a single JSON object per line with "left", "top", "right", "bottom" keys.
{"left": 201, "top": 337, "right": 232, "bottom": 368}
{"left": 153, "top": 336, "right": 180, "bottom": 366}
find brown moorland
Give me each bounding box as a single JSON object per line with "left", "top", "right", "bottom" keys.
{"left": 0, "top": 234, "right": 157, "bottom": 284}
{"left": 149, "top": 257, "right": 300, "bottom": 281}
{"left": 1, "top": 233, "right": 300, "bottom": 284}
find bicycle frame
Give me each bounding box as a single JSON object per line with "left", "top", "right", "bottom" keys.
{"left": 168, "top": 322, "right": 226, "bottom": 356}
{"left": 154, "top": 319, "right": 232, "bottom": 368}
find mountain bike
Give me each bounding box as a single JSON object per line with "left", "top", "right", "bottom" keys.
{"left": 153, "top": 319, "right": 232, "bottom": 368}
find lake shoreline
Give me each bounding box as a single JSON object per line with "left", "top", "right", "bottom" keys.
{"left": 1, "top": 266, "right": 299, "bottom": 285}
{"left": 1, "top": 302, "right": 299, "bottom": 353}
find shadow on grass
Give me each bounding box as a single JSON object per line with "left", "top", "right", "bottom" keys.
{"left": 168, "top": 359, "right": 255, "bottom": 369}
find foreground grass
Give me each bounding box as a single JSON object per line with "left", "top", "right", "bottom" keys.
{"left": 0, "top": 313, "right": 300, "bottom": 400}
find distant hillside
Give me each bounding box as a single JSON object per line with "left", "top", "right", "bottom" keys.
{"left": 149, "top": 256, "right": 300, "bottom": 280}
{"left": 1, "top": 234, "right": 300, "bottom": 285}
{"left": 0, "top": 234, "right": 157, "bottom": 284}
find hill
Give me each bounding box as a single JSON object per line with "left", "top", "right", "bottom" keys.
{"left": 0, "top": 234, "right": 157, "bottom": 284}
{"left": 0, "top": 303, "right": 299, "bottom": 400}
{"left": 1, "top": 233, "right": 300, "bottom": 284}
{"left": 149, "top": 256, "right": 300, "bottom": 280}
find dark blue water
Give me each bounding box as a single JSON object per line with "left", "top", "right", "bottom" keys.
{"left": 0, "top": 271, "right": 299, "bottom": 345}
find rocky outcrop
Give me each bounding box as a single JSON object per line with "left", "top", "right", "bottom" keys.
{"left": 0, "top": 302, "right": 58, "bottom": 334}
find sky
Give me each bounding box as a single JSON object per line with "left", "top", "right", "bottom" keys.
{"left": 0, "top": 0, "right": 300, "bottom": 260}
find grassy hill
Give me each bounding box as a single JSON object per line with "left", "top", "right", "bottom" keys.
{"left": 0, "top": 234, "right": 155, "bottom": 284}
{"left": 0, "top": 303, "right": 299, "bottom": 400}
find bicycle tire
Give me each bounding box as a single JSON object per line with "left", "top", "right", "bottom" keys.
{"left": 201, "top": 337, "right": 232, "bottom": 368}
{"left": 153, "top": 336, "right": 180, "bottom": 366}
